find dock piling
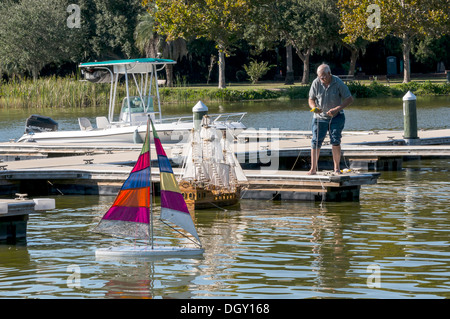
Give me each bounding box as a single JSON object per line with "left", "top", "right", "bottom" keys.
{"left": 403, "top": 91, "right": 419, "bottom": 145}
{"left": 192, "top": 101, "right": 208, "bottom": 130}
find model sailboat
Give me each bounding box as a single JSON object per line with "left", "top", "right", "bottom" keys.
{"left": 94, "top": 117, "right": 204, "bottom": 257}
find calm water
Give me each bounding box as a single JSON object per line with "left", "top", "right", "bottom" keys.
{"left": 0, "top": 159, "right": 449, "bottom": 299}
{"left": 0, "top": 97, "right": 449, "bottom": 299}
{"left": 0, "top": 96, "right": 449, "bottom": 142}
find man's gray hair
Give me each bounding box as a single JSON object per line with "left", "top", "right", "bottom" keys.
{"left": 317, "top": 64, "right": 331, "bottom": 75}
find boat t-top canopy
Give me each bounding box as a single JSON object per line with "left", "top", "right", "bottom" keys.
{"left": 79, "top": 58, "right": 177, "bottom": 124}
{"left": 80, "top": 58, "right": 176, "bottom": 75}
{"left": 79, "top": 58, "right": 176, "bottom": 68}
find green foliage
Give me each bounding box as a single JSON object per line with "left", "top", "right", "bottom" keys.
{"left": 338, "top": 0, "right": 449, "bottom": 43}
{"left": 159, "top": 87, "right": 282, "bottom": 103}
{"left": 0, "top": 0, "right": 145, "bottom": 79}
{"left": 243, "top": 60, "right": 273, "bottom": 84}
{"left": 401, "top": 81, "right": 450, "bottom": 95}
{"left": 284, "top": 86, "right": 310, "bottom": 99}
{"left": 244, "top": 0, "right": 341, "bottom": 84}
{"left": 0, "top": 0, "right": 84, "bottom": 79}
{"left": 368, "top": 81, "right": 391, "bottom": 96}
{"left": 152, "top": 0, "right": 254, "bottom": 88}
{"left": 153, "top": 0, "right": 251, "bottom": 47}
{"left": 346, "top": 81, "right": 450, "bottom": 98}
{"left": 0, "top": 76, "right": 114, "bottom": 108}
{"left": 1, "top": 76, "right": 448, "bottom": 109}
{"left": 346, "top": 81, "right": 376, "bottom": 98}
{"left": 86, "top": 0, "right": 144, "bottom": 59}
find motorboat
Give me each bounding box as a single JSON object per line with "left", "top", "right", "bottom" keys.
{"left": 16, "top": 58, "right": 246, "bottom": 144}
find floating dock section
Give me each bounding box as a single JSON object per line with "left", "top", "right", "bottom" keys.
{"left": 243, "top": 170, "right": 380, "bottom": 201}
{"left": 0, "top": 196, "right": 55, "bottom": 242}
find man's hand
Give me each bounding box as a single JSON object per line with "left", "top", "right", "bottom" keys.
{"left": 326, "top": 107, "right": 339, "bottom": 117}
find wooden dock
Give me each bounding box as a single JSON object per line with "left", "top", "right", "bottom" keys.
{"left": 0, "top": 128, "right": 448, "bottom": 202}
{"left": 236, "top": 128, "right": 450, "bottom": 171}
{"left": 0, "top": 148, "right": 379, "bottom": 201}
{"left": 0, "top": 157, "right": 380, "bottom": 201}
{"left": 242, "top": 170, "right": 380, "bottom": 201}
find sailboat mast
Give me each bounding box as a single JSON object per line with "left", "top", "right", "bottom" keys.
{"left": 148, "top": 116, "right": 154, "bottom": 249}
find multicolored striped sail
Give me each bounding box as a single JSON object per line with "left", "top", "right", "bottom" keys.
{"left": 150, "top": 120, "right": 201, "bottom": 244}
{"left": 94, "top": 118, "right": 201, "bottom": 246}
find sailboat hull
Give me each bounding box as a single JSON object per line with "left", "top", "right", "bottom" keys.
{"left": 95, "top": 245, "right": 204, "bottom": 258}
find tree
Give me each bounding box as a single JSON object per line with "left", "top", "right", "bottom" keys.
{"left": 341, "top": 38, "right": 369, "bottom": 76}
{"left": 283, "top": 0, "right": 341, "bottom": 84}
{"left": 243, "top": 1, "right": 294, "bottom": 84}
{"left": 151, "top": 0, "right": 253, "bottom": 88}
{"left": 0, "top": 0, "right": 84, "bottom": 79}
{"left": 246, "top": 0, "right": 341, "bottom": 84}
{"left": 134, "top": 13, "right": 160, "bottom": 59}
{"left": 412, "top": 35, "right": 450, "bottom": 71}
{"left": 243, "top": 60, "right": 273, "bottom": 84}
{"left": 134, "top": 8, "right": 188, "bottom": 87}
{"left": 339, "top": 0, "right": 450, "bottom": 83}
{"left": 87, "top": 0, "right": 144, "bottom": 59}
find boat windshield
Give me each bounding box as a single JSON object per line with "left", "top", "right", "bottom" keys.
{"left": 79, "top": 58, "right": 176, "bottom": 124}
{"left": 121, "top": 96, "right": 153, "bottom": 114}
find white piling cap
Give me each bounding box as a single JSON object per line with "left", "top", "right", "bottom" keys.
{"left": 403, "top": 91, "right": 416, "bottom": 101}
{"left": 192, "top": 100, "right": 208, "bottom": 112}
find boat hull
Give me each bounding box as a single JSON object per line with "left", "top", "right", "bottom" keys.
{"left": 17, "top": 121, "right": 245, "bottom": 144}
{"left": 95, "top": 245, "right": 204, "bottom": 258}
{"left": 179, "top": 183, "right": 241, "bottom": 211}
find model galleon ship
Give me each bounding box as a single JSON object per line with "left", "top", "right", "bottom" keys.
{"left": 179, "top": 116, "right": 247, "bottom": 211}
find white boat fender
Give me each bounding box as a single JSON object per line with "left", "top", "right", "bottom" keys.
{"left": 33, "top": 198, "right": 56, "bottom": 211}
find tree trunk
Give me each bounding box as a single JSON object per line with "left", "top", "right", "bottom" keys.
{"left": 348, "top": 46, "right": 358, "bottom": 76}
{"left": 402, "top": 34, "right": 411, "bottom": 83}
{"left": 165, "top": 64, "right": 174, "bottom": 87}
{"left": 291, "top": 43, "right": 311, "bottom": 84}
{"left": 284, "top": 44, "right": 294, "bottom": 85}
{"left": 32, "top": 66, "right": 39, "bottom": 81}
{"left": 301, "top": 49, "right": 311, "bottom": 84}
{"left": 207, "top": 54, "right": 216, "bottom": 85}
{"left": 218, "top": 48, "right": 226, "bottom": 89}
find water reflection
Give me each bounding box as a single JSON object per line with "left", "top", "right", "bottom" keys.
{"left": 0, "top": 159, "right": 449, "bottom": 298}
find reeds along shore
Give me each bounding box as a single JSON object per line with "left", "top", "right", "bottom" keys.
{"left": 0, "top": 75, "right": 449, "bottom": 108}
{"left": 0, "top": 75, "right": 112, "bottom": 108}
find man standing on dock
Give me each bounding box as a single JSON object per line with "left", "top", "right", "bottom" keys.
{"left": 308, "top": 64, "right": 354, "bottom": 175}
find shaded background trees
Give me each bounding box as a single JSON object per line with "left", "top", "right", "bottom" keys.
{"left": 0, "top": 0, "right": 84, "bottom": 79}
{"left": 1, "top": 0, "right": 449, "bottom": 84}
{"left": 339, "top": 0, "right": 450, "bottom": 83}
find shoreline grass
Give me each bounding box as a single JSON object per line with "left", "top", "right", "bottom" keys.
{"left": 1, "top": 75, "right": 449, "bottom": 108}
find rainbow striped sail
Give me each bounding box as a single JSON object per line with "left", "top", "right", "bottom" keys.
{"left": 150, "top": 120, "right": 200, "bottom": 244}
{"left": 94, "top": 118, "right": 201, "bottom": 245}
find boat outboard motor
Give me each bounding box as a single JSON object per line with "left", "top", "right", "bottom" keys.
{"left": 82, "top": 69, "right": 120, "bottom": 83}
{"left": 25, "top": 114, "right": 58, "bottom": 133}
